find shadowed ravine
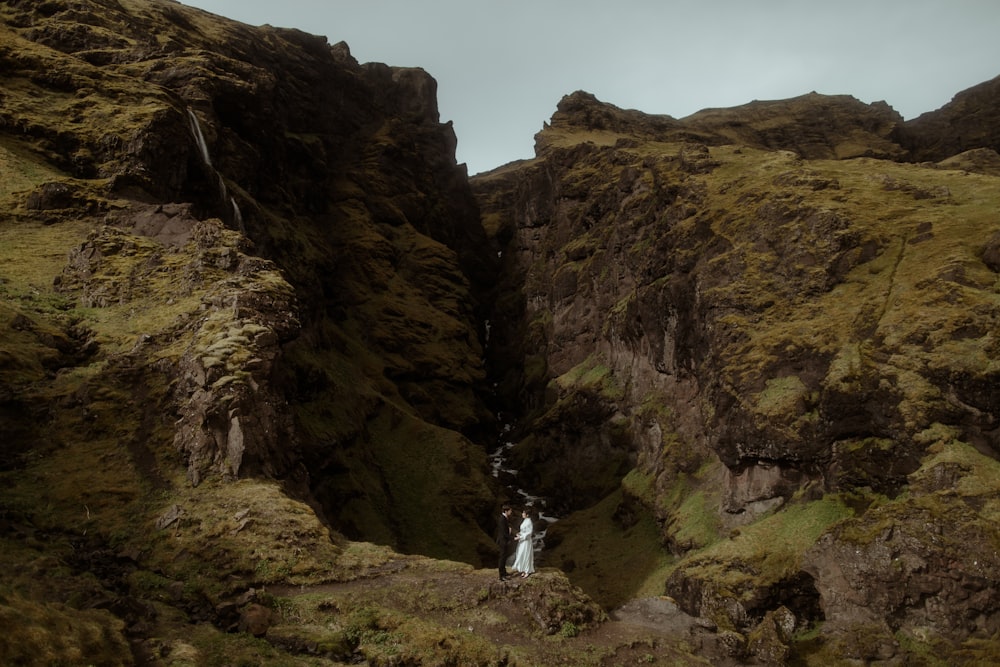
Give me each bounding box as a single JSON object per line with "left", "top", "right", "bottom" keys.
{"left": 2, "top": 1, "right": 1000, "bottom": 665}
{"left": 489, "top": 423, "right": 559, "bottom": 559}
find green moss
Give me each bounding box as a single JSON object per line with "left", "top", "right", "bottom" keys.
{"left": 556, "top": 354, "right": 624, "bottom": 402}
{"left": 559, "top": 621, "right": 581, "bottom": 638}
{"left": 193, "top": 318, "right": 272, "bottom": 377}
{"left": 824, "top": 343, "right": 867, "bottom": 392}
{"left": 920, "top": 439, "right": 1000, "bottom": 496}
{"left": 893, "top": 628, "right": 951, "bottom": 666}
{"left": 0, "top": 594, "right": 132, "bottom": 666}
{"left": 621, "top": 469, "right": 655, "bottom": 505}
{"left": 672, "top": 490, "right": 723, "bottom": 550}
{"left": 548, "top": 488, "right": 674, "bottom": 609}
{"left": 178, "top": 622, "right": 336, "bottom": 667}
{"left": 755, "top": 375, "right": 808, "bottom": 417}
{"left": 608, "top": 291, "right": 636, "bottom": 320}
{"left": 789, "top": 620, "right": 898, "bottom": 665}
{"left": 135, "top": 479, "right": 344, "bottom": 601}
{"left": 362, "top": 407, "right": 494, "bottom": 563}
{"left": 953, "top": 635, "right": 1000, "bottom": 664}
{"left": 0, "top": 141, "right": 68, "bottom": 198}
{"left": 677, "top": 496, "right": 853, "bottom": 597}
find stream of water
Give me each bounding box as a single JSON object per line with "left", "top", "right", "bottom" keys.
{"left": 489, "top": 422, "right": 558, "bottom": 562}
{"left": 186, "top": 108, "right": 246, "bottom": 235}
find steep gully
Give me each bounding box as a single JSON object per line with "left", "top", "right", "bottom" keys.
{"left": 486, "top": 307, "right": 557, "bottom": 562}
{"left": 489, "top": 420, "right": 557, "bottom": 563}
{"left": 185, "top": 110, "right": 556, "bottom": 562}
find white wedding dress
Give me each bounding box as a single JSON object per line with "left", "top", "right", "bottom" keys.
{"left": 512, "top": 516, "right": 535, "bottom": 574}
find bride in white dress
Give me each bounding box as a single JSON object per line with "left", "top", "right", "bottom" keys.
{"left": 512, "top": 508, "right": 535, "bottom": 577}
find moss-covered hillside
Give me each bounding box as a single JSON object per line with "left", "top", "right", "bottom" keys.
{"left": 1, "top": 0, "right": 501, "bottom": 554}
{"left": 5, "top": 0, "right": 1000, "bottom": 664}
{"left": 0, "top": 0, "right": 527, "bottom": 664}
{"left": 474, "top": 89, "right": 1000, "bottom": 663}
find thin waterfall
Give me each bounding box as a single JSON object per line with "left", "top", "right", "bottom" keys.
{"left": 186, "top": 108, "right": 247, "bottom": 235}
{"left": 230, "top": 197, "right": 244, "bottom": 234}
{"left": 489, "top": 420, "right": 558, "bottom": 560}
{"left": 186, "top": 108, "right": 212, "bottom": 167}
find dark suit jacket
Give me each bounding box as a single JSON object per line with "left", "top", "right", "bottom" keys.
{"left": 495, "top": 513, "right": 511, "bottom": 547}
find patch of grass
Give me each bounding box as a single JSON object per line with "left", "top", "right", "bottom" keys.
{"left": 676, "top": 495, "right": 853, "bottom": 597}
{"left": 755, "top": 375, "right": 808, "bottom": 417}
{"left": 641, "top": 457, "right": 726, "bottom": 555}
{"left": 621, "top": 468, "right": 655, "bottom": 505}
{"left": 364, "top": 407, "right": 494, "bottom": 563}
{"left": 548, "top": 488, "right": 674, "bottom": 609}
{"left": 0, "top": 218, "right": 92, "bottom": 297}
{"left": 556, "top": 354, "right": 624, "bottom": 402}
{"left": 0, "top": 141, "right": 68, "bottom": 198}
{"left": 893, "top": 628, "right": 951, "bottom": 667}
{"left": 953, "top": 635, "right": 1000, "bottom": 664}
{"left": 173, "top": 621, "right": 337, "bottom": 667}
{"left": 0, "top": 593, "right": 132, "bottom": 666}
{"left": 139, "top": 478, "right": 344, "bottom": 600}
{"left": 0, "top": 431, "right": 144, "bottom": 534}
{"left": 559, "top": 621, "right": 581, "bottom": 637}
{"left": 919, "top": 439, "right": 1000, "bottom": 498}
{"left": 672, "top": 489, "right": 724, "bottom": 551}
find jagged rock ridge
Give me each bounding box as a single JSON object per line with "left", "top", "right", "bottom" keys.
{"left": 1, "top": 0, "right": 516, "bottom": 663}
{"left": 2, "top": 0, "right": 1000, "bottom": 664}
{"left": 473, "top": 82, "right": 1000, "bottom": 661}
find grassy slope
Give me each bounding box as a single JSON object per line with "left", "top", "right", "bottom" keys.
{"left": 4, "top": 2, "right": 1000, "bottom": 664}
{"left": 0, "top": 5, "right": 613, "bottom": 665}
{"left": 525, "top": 124, "right": 1000, "bottom": 661}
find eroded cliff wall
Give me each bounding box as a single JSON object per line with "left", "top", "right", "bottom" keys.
{"left": 474, "top": 89, "right": 1000, "bottom": 660}
{"left": 4, "top": 0, "right": 1000, "bottom": 662}
{"left": 0, "top": 0, "right": 497, "bottom": 567}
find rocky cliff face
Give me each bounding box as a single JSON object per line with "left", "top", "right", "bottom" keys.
{"left": 1, "top": 0, "right": 500, "bottom": 559}
{"left": 899, "top": 73, "right": 1000, "bottom": 163}
{"left": 2, "top": 2, "right": 507, "bottom": 660}
{"left": 474, "top": 88, "right": 1000, "bottom": 661}
{"left": 4, "top": 0, "right": 1000, "bottom": 664}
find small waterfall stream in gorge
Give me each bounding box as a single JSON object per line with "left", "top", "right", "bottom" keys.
{"left": 490, "top": 420, "right": 559, "bottom": 566}
{"left": 186, "top": 108, "right": 246, "bottom": 234}
{"left": 484, "top": 285, "right": 558, "bottom": 567}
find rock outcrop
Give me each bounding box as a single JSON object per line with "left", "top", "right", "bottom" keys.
{"left": 4, "top": 0, "right": 1000, "bottom": 664}
{"left": 474, "top": 84, "right": 1000, "bottom": 662}
{"left": 898, "top": 73, "right": 1000, "bottom": 163}
{"left": 2, "top": 0, "right": 499, "bottom": 560}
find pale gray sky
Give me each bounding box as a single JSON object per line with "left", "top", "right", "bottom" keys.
{"left": 180, "top": 1, "right": 1000, "bottom": 174}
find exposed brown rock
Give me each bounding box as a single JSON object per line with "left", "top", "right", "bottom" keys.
{"left": 683, "top": 92, "right": 907, "bottom": 160}
{"left": 4, "top": 0, "right": 1000, "bottom": 664}
{"left": 899, "top": 74, "right": 1000, "bottom": 162}
{"left": 237, "top": 603, "right": 274, "bottom": 637}
{"left": 474, "top": 80, "right": 1000, "bottom": 663}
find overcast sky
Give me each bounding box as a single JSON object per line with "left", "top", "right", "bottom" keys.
{"left": 179, "top": 1, "right": 1000, "bottom": 175}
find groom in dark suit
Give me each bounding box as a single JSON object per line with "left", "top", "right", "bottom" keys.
{"left": 496, "top": 504, "right": 513, "bottom": 580}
